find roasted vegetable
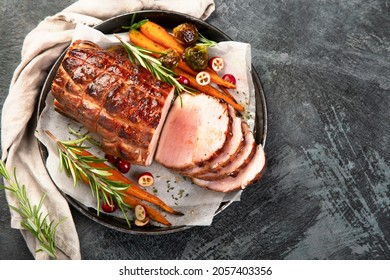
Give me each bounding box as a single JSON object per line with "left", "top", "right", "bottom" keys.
{"left": 173, "top": 23, "right": 199, "bottom": 46}
{"left": 129, "top": 23, "right": 236, "bottom": 89}
{"left": 159, "top": 49, "right": 180, "bottom": 69}
{"left": 139, "top": 21, "right": 185, "bottom": 55}
{"left": 128, "top": 29, "right": 166, "bottom": 56}
{"left": 184, "top": 45, "right": 209, "bottom": 71}
{"left": 196, "top": 71, "right": 211, "bottom": 86}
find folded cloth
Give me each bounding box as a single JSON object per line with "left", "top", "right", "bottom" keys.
{"left": 1, "top": 0, "right": 215, "bottom": 260}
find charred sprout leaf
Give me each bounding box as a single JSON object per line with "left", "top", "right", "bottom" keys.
{"left": 122, "top": 13, "right": 149, "bottom": 30}
{"left": 197, "top": 33, "right": 218, "bottom": 47}
{"left": 0, "top": 160, "right": 64, "bottom": 259}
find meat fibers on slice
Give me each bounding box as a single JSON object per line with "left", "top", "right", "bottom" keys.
{"left": 205, "top": 105, "right": 244, "bottom": 171}
{"left": 51, "top": 40, "right": 175, "bottom": 166}
{"left": 194, "top": 122, "right": 256, "bottom": 181}
{"left": 192, "top": 144, "right": 266, "bottom": 192}
{"left": 182, "top": 105, "right": 244, "bottom": 177}
{"left": 155, "top": 93, "right": 231, "bottom": 170}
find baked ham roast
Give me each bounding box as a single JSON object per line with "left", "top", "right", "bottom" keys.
{"left": 51, "top": 40, "right": 175, "bottom": 166}
{"left": 51, "top": 40, "right": 266, "bottom": 192}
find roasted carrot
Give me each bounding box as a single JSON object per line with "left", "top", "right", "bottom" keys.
{"left": 123, "top": 195, "right": 172, "bottom": 226}
{"left": 139, "top": 21, "right": 185, "bottom": 55}
{"left": 218, "top": 85, "right": 238, "bottom": 103}
{"left": 129, "top": 30, "right": 189, "bottom": 72}
{"left": 130, "top": 29, "right": 188, "bottom": 71}
{"left": 129, "top": 29, "right": 166, "bottom": 56}
{"left": 71, "top": 149, "right": 182, "bottom": 216}
{"left": 129, "top": 28, "right": 236, "bottom": 89}
{"left": 129, "top": 29, "right": 188, "bottom": 70}
{"left": 174, "top": 68, "right": 245, "bottom": 112}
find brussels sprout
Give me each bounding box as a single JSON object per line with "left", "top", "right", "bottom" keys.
{"left": 159, "top": 49, "right": 180, "bottom": 69}
{"left": 184, "top": 45, "right": 208, "bottom": 71}
{"left": 173, "top": 23, "right": 199, "bottom": 46}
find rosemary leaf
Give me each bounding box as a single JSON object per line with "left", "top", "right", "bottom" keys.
{"left": 67, "top": 126, "right": 100, "bottom": 147}
{"left": 0, "top": 160, "right": 63, "bottom": 259}
{"left": 89, "top": 168, "right": 112, "bottom": 177}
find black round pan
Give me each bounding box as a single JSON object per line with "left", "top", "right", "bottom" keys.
{"left": 37, "top": 10, "right": 267, "bottom": 234}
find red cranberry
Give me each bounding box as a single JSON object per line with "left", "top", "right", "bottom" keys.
{"left": 176, "top": 75, "right": 190, "bottom": 86}
{"left": 101, "top": 199, "right": 117, "bottom": 213}
{"left": 115, "top": 159, "right": 131, "bottom": 173}
{"left": 105, "top": 154, "right": 118, "bottom": 165}
{"left": 222, "top": 73, "right": 236, "bottom": 85}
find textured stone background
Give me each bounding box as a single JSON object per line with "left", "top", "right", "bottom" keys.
{"left": 1, "top": 0, "right": 389, "bottom": 259}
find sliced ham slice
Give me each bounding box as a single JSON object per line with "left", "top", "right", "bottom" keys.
{"left": 192, "top": 144, "right": 266, "bottom": 192}
{"left": 206, "top": 108, "right": 244, "bottom": 172}
{"left": 194, "top": 122, "right": 256, "bottom": 181}
{"left": 182, "top": 105, "right": 244, "bottom": 176}
{"left": 155, "top": 93, "right": 231, "bottom": 170}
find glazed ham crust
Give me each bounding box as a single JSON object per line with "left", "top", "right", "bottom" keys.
{"left": 51, "top": 40, "right": 174, "bottom": 166}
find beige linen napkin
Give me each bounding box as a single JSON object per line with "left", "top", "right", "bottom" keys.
{"left": 1, "top": 0, "right": 215, "bottom": 260}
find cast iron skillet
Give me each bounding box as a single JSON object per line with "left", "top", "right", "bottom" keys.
{"left": 37, "top": 10, "right": 268, "bottom": 234}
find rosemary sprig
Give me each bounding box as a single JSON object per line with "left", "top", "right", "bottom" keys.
{"left": 45, "top": 130, "right": 133, "bottom": 227}
{"left": 114, "top": 34, "right": 194, "bottom": 101}
{"left": 67, "top": 125, "right": 100, "bottom": 148}
{"left": 0, "top": 160, "right": 63, "bottom": 259}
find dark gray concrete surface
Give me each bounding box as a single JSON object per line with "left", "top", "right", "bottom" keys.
{"left": 1, "top": 0, "right": 390, "bottom": 260}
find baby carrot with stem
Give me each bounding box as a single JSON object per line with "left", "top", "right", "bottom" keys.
{"left": 129, "top": 29, "right": 166, "bottom": 56}
{"left": 139, "top": 21, "right": 185, "bottom": 55}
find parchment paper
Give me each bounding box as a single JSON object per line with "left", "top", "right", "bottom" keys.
{"left": 35, "top": 24, "right": 256, "bottom": 226}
